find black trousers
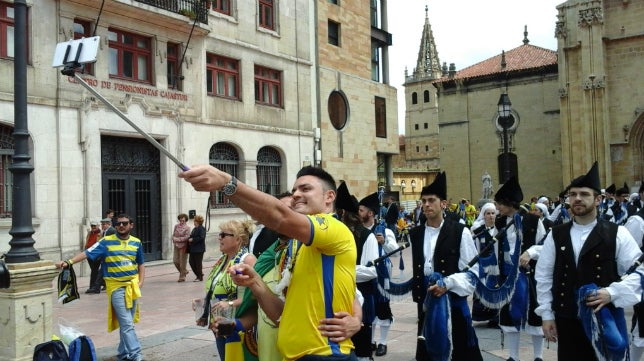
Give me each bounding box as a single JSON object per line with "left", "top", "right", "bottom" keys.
{"left": 87, "top": 257, "right": 102, "bottom": 290}
{"left": 351, "top": 323, "right": 373, "bottom": 358}
{"left": 188, "top": 252, "right": 204, "bottom": 279}
{"left": 415, "top": 301, "right": 483, "bottom": 361}
{"left": 555, "top": 316, "right": 598, "bottom": 361}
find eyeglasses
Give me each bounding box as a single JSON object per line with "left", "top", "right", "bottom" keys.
{"left": 218, "top": 232, "right": 235, "bottom": 238}
{"left": 115, "top": 221, "right": 131, "bottom": 227}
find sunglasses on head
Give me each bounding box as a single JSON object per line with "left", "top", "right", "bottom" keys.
{"left": 218, "top": 232, "right": 235, "bottom": 238}
{"left": 116, "top": 221, "right": 131, "bottom": 226}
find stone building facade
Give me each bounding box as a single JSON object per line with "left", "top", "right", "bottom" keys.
{"left": 556, "top": 0, "right": 643, "bottom": 189}
{"left": 398, "top": 0, "right": 643, "bottom": 203}
{"left": 0, "top": 1, "right": 396, "bottom": 265}
{"left": 316, "top": 0, "right": 398, "bottom": 199}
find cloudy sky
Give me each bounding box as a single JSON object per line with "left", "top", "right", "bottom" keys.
{"left": 387, "top": 0, "right": 563, "bottom": 134}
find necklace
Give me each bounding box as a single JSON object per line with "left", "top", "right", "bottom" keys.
{"left": 274, "top": 239, "right": 302, "bottom": 300}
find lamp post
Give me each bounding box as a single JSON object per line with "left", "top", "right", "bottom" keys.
{"left": 4, "top": 0, "right": 39, "bottom": 264}
{"left": 497, "top": 93, "right": 515, "bottom": 184}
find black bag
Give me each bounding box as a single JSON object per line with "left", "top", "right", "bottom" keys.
{"left": 33, "top": 339, "right": 69, "bottom": 361}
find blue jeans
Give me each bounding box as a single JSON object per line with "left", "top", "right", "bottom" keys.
{"left": 215, "top": 337, "right": 225, "bottom": 360}
{"left": 111, "top": 286, "right": 142, "bottom": 361}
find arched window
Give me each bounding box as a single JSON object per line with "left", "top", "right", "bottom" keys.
{"left": 423, "top": 90, "right": 430, "bottom": 103}
{"left": 209, "top": 142, "right": 239, "bottom": 208}
{"left": 0, "top": 124, "right": 13, "bottom": 217}
{"left": 257, "top": 147, "right": 282, "bottom": 195}
{"left": 411, "top": 92, "right": 418, "bottom": 104}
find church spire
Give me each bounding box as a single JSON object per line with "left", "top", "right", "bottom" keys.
{"left": 409, "top": 5, "right": 442, "bottom": 82}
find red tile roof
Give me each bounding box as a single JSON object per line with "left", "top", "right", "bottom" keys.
{"left": 435, "top": 44, "right": 557, "bottom": 82}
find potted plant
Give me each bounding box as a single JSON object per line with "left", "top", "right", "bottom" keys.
{"left": 178, "top": 9, "right": 196, "bottom": 19}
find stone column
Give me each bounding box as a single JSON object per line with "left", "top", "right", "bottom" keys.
{"left": 0, "top": 261, "right": 59, "bottom": 361}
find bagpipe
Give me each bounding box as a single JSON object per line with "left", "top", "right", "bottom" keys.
{"left": 369, "top": 186, "right": 405, "bottom": 299}
{"left": 368, "top": 241, "right": 410, "bottom": 267}
{"left": 575, "top": 254, "right": 644, "bottom": 361}
{"left": 468, "top": 214, "right": 526, "bottom": 313}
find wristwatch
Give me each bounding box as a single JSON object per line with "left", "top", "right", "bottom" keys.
{"left": 221, "top": 176, "right": 238, "bottom": 196}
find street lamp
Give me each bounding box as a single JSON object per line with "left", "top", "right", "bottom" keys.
{"left": 497, "top": 93, "right": 515, "bottom": 184}
{"left": 5, "top": 0, "right": 39, "bottom": 263}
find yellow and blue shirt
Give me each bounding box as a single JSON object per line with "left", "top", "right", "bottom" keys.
{"left": 277, "top": 213, "right": 357, "bottom": 361}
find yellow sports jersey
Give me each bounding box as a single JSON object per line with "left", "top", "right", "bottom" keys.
{"left": 277, "top": 213, "right": 357, "bottom": 361}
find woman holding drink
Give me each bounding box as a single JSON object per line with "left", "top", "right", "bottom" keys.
{"left": 195, "top": 219, "right": 256, "bottom": 360}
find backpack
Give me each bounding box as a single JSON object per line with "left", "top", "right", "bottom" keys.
{"left": 33, "top": 339, "right": 69, "bottom": 361}
{"left": 67, "top": 336, "right": 97, "bottom": 361}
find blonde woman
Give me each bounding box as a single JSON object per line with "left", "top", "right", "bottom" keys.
{"left": 197, "top": 219, "right": 256, "bottom": 360}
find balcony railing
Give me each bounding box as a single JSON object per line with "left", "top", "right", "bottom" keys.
{"left": 135, "top": 0, "right": 209, "bottom": 24}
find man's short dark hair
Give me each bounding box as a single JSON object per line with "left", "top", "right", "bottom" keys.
{"left": 117, "top": 213, "right": 133, "bottom": 223}
{"left": 296, "top": 166, "right": 337, "bottom": 192}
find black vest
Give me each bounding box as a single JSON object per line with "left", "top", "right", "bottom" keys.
{"left": 551, "top": 220, "right": 619, "bottom": 318}
{"left": 409, "top": 219, "right": 465, "bottom": 303}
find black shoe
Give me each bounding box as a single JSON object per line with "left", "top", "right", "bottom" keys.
{"left": 85, "top": 288, "right": 100, "bottom": 294}
{"left": 534, "top": 358, "right": 543, "bottom": 361}
{"left": 375, "top": 344, "right": 387, "bottom": 356}
{"left": 506, "top": 358, "right": 516, "bottom": 361}
{"left": 371, "top": 342, "right": 376, "bottom": 351}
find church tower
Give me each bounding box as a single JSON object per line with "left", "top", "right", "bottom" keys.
{"left": 402, "top": 5, "right": 442, "bottom": 170}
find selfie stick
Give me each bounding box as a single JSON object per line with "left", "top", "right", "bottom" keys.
{"left": 57, "top": 39, "right": 189, "bottom": 171}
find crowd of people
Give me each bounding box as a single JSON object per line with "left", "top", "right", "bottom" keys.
{"left": 54, "top": 161, "right": 644, "bottom": 361}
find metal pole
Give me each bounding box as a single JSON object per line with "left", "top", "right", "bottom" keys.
{"left": 6, "top": 0, "right": 39, "bottom": 263}
{"left": 502, "top": 123, "right": 510, "bottom": 183}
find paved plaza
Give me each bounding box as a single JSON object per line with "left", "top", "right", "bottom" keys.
{"left": 52, "top": 250, "right": 558, "bottom": 361}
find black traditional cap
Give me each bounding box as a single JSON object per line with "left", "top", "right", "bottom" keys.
{"left": 616, "top": 183, "right": 630, "bottom": 196}
{"left": 639, "top": 183, "right": 644, "bottom": 193}
{"left": 358, "top": 192, "right": 380, "bottom": 214}
{"left": 605, "top": 183, "right": 616, "bottom": 194}
{"left": 335, "top": 182, "right": 358, "bottom": 214}
{"left": 421, "top": 172, "right": 447, "bottom": 200}
{"left": 567, "top": 161, "right": 601, "bottom": 194}
{"left": 494, "top": 176, "right": 523, "bottom": 204}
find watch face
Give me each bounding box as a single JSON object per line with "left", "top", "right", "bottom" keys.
{"left": 223, "top": 178, "right": 237, "bottom": 196}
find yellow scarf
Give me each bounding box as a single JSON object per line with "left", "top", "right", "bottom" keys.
{"left": 106, "top": 276, "right": 141, "bottom": 332}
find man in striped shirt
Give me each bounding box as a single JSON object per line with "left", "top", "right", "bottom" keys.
{"left": 58, "top": 213, "right": 145, "bottom": 361}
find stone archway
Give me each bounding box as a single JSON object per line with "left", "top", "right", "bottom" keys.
{"left": 629, "top": 109, "right": 644, "bottom": 186}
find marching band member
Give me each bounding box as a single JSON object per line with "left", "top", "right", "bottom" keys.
{"left": 535, "top": 162, "right": 642, "bottom": 361}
